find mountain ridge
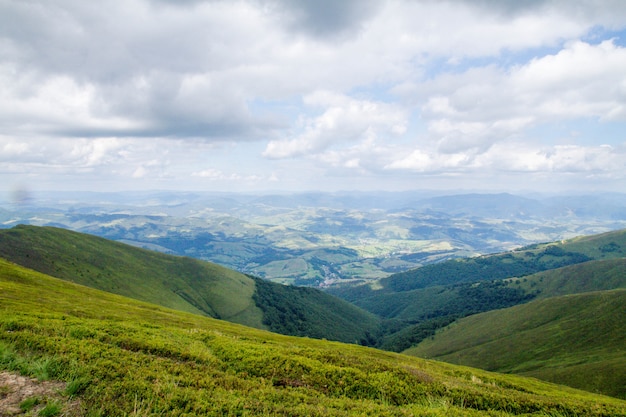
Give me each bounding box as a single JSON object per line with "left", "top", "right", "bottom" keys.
{"left": 0, "top": 224, "right": 379, "bottom": 344}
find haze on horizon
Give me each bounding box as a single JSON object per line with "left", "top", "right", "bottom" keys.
{"left": 1, "top": 0, "right": 626, "bottom": 196}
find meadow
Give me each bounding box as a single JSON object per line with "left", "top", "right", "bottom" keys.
{"left": 2, "top": 258, "right": 626, "bottom": 416}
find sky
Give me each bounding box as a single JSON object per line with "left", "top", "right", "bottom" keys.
{"left": 1, "top": 0, "right": 626, "bottom": 196}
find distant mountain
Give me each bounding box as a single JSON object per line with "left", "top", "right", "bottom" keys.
{"left": 0, "top": 225, "right": 379, "bottom": 344}
{"left": 416, "top": 193, "right": 543, "bottom": 218}
{"left": 3, "top": 258, "right": 624, "bottom": 415}
{"left": 4, "top": 191, "right": 626, "bottom": 288}
{"left": 405, "top": 289, "right": 626, "bottom": 399}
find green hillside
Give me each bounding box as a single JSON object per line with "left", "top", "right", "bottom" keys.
{"left": 331, "top": 228, "right": 626, "bottom": 303}
{"left": 2, "top": 259, "right": 625, "bottom": 416}
{"left": 0, "top": 225, "right": 379, "bottom": 344}
{"left": 505, "top": 257, "right": 626, "bottom": 299}
{"left": 327, "top": 229, "right": 626, "bottom": 351}
{"left": 405, "top": 289, "right": 626, "bottom": 399}
{"left": 366, "top": 258, "right": 626, "bottom": 351}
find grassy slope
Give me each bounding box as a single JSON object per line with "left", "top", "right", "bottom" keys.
{"left": 330, "top": 228, "right": 626, "bottom": 306}
{"left": 2, "top": 259, "right": 626, "bottom": 416}
{"left": 0, "top": 224, "right": 263, "bottom": 326}
{"left": 506, "top": 257, "right": 626, "bottom": 299}
{"left": 0, "top": 225, "right": 380, "bottom": 344}
{"left": 405, "top": 289, "right": 626, "bottom": 399}
{"left": 372, "top": 258, "right": 626, "bottom": 335}
{"left": 252, "top": 276, "right": 380, "bottom": 344}
{"left": 326, "top": 229, "right": 626, "bottom": 352}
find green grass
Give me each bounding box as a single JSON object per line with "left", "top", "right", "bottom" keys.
{"left": 506, "top": 258, "right": 626, "bottom": 299}
{"left": 334, "top": 228, "right": 626, "bottom": 305}
{"left": 0, "top": 225, "right": 380, "bottom": 345}
{"left": 405, "top": 289, "right": 626, "bottom": 399}
{"left": 0, "top": 225, "right": 263, "bottom": 325}
{"left": 327, "top": 229, "right": 626, "bottom": 355}
{"left": 2, "top": 259, "right": 626, "bottom": 416}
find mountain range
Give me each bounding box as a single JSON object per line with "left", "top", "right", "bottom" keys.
{"left": 3, "top": 191, "right": 626, "bottom": 287}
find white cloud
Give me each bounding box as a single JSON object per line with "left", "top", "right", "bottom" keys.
{"left": 191, "top": 168, "right": 264, "bottom": 182}
{"left": 388, "top": 141, "right": 626, "bottom": 178}
{"left": 402, "top": 39, "right": 626, "bottom": 163}
{"left": 1, "top": 0, "right": 626, "bottom": 192}
{"left": 263, "top": 91, "right": 407, "bottom": 159}
{"left": 492, "top": 143, "right": 625, "bottom": 174}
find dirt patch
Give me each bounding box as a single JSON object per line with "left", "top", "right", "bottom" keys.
{"left": 0, "top": 371, "right": 81, "bottom": 416}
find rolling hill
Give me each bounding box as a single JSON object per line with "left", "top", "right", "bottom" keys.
{"left": 0, "top": 225, "right": 379, "bottom": 345}
{"left": 2, "top": 258, "right": 625, "bottom": 416}
{"left": 333, "top": 228, "right": 626, "bottom": 301}
{"left": 357, "top": 228, "right": 626, "bottom": 298}
{"left": 405, "top": 289, "right": 626, "bottom": 399}
{"left": 504, "top": 257, "right": 626, "bottom": 299}
{"left": 6, "top": 191, "right": 626, "bottom": 287}
{"left": 326, "top": 229, "right": 626, "bottom": 350}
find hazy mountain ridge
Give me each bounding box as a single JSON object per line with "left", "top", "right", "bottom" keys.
{"left": 3, "top": 191, "right": 626, "bottom": 288}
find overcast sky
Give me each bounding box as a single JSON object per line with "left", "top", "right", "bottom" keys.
{"left": 2, "top": 0, "right": 626, "bottom": 196}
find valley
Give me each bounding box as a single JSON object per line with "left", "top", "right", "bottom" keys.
{"left": 2, "top": 191, "right": 626, "bottom": 288}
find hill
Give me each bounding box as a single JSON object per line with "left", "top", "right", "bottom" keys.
{"left": 361, "top": 257, "right": 626, "bottom": 351}
{"left": 367, "top": 228, "right": 626, "bottom": 296}
{"left": 326, "top": 229, "right": 626, "bottom": 351}
{"left": 332, "top": 228, "right": 626, "bottom": 302}
{"left": 405, "top": 289, "right": 626, "bottom": 399}
{"left": 6, "top": 191, "right": 626, "bottom": 287}
{"left": 0, "top": 225, "right": 379, "bottom": 344}
{"left": 2, "top": 259, "right": 625, "bottom": 416}
{"left": 504, "top": 257, "right": 626, "bottom": 299}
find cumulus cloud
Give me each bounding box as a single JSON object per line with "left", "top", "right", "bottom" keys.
{"left": 397, "top": 39, "right": 626, "bottom": 163}
{"left": 387, "top": 141, "right": 626, "bottom": 180}
{"left": 273, "top": 0, "right": 380, "bottom": 39}
{"left": 1, "top": 0, "right": 625, "bottom": 192}
{"left": 263, "top": 91, "right": 407, "bottom": 159}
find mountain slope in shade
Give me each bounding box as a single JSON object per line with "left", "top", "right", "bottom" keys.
{"left": 0, "top": 225, "right": 379, "bottom": 344}
{"left": 405, "top": 289, "right": 626, "bottom": 399}
{"left": 2, "top": 258, "right": 625, "bottom": 416}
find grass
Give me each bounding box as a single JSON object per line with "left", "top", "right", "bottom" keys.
{"left": 405, "top": 289, "right": 626, "bottom": 399}
{"left": 505, "top": 258, "right": 626, "bottom": 299}
{"left": 2, "top": 260, "right": 626, "bottom": 416}
{"left": 0, "top": 224, "right": 263, "bottom": 326}
{"left": 0, "top": 225, "right": 381, "bottom": 345}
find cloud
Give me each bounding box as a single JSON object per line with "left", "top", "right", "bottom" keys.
{"left": 263, "top": 91, "right": 407, "bottom": 159}
{"left": 387, "top": 141, "right": 626, "bottom": 179}
{"left": 511, "top": 40, "right": 626, "bottom": 121}
{"left": 274, "top": 0, "right": 379, "bottom": 39}
{"left": 405, "top": 39, "right": 626, "bottom": 159}
{"left": 1, "top": 0, "right": 625, "bottom": 192}
{"left": 191, "top": 168, "right": 264, "bottom": 182}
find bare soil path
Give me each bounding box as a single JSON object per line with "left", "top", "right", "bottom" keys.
{"left": 0, "top": 371, "right": 80, "bottom": 416}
